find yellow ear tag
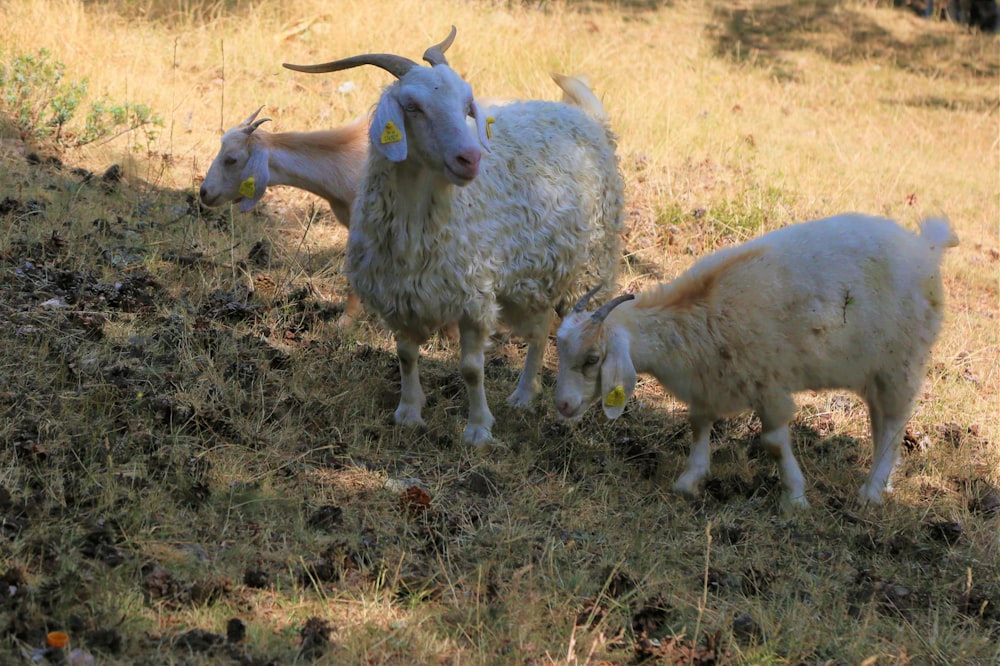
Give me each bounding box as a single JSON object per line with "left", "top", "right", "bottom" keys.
{"left": 380, "top": 120, "right": 402, "bottom": 144}
{"left": 485, "top": 117, "right": 495, "bottom": 140}
{"left": 604, "top": 385, "right": 626, "bottom": 408}
{"left": 239, "top": 177, "right": 255, "bottom": 198}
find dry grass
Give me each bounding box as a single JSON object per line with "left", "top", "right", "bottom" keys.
{"left": 1, "top": 0, "right": 998, "bottom": 663}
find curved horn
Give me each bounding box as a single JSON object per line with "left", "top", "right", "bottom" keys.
{"left": 571, "top": 283, "right": 605, "bottom": 314}
{"left": 241, "top": 105, "right": 266, "bottom": 126}
{"left": 423, "top": 25, "right": 457, "bottom": 66}
{"left": 243, "top": 118, "right": 271, "bottom": 134}
{"left": 243, "top": 117, "right": 271, "bottom": 135}
{"left": 283, "top": 53, "right": 419, "bottom": 80}
{"left": 590, "top": 293, "right": 635, "bottom": 324}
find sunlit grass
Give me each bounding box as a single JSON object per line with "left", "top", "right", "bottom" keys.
{"left": 1, "top": 0, "right": 998, "bottom": 663}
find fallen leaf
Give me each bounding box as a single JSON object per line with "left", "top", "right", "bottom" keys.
{"left": 401, "top": 486, "right": 432, "bottom": 516}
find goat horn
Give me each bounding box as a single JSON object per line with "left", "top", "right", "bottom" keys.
{"left": 241, "top": 105, "right": 266, "bottom": 126}
{"left": 571, "top": 283, "right": 605, "bottom": 314}
{"left": 590, "top": 293, "right": 636, "bottom": 324}
{"left": 283, "top": 53, "right": 419, "bottom": 80}
{"left": 423, "top": 25, "right": 457, "bottom": 66}
{"left": 242, "top": 117, "right": 272, "bottom": 135}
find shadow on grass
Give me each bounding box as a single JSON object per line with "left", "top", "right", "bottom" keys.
{"left": 531, "top": 0, "right": 677, "bottom": 11}
{"left": 708, "top": 0, "right": 999, "bottom": 81}
{"left": 885, "top": 92, "right": 1000, "bottom": 112}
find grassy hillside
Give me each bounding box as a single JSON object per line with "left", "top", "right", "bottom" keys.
{"left": 1, "top": 0, "right": 997, "bottom": 663}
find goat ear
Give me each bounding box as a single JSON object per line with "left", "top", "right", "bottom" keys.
{"left": 370, "top": 96, "right": 407, "bottom": 162}
{"left": 237, "top": 148, "right": 269, "bottom": 212}
{"left": 470, "top": 100, "right": 491, "bottom": 152}
{"left": 600, "top": 340, "right": 636, "bottom": 420}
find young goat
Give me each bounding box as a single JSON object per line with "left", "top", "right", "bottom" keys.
{"left": 199, "top": 106, "right": 368, "bottom": 324}
{"left": 554, "top": 214, "right": 958, "bottom": 511}
{"left": 284, "top": 27, "right": 625, "bottom": 445}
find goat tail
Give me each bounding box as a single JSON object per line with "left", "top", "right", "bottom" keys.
{"left": 550, "top": 73, "right": 609, "bottom": 122}
{"left": 919, "top": 217, "right": 960, "bottom": 255}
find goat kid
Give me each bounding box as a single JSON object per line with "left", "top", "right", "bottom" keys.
{"left": 555, "top": 214, "right": 958, "bottom": 512}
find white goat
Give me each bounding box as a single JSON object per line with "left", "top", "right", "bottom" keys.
{"left": 284, "top": 27, "right": 625, "bottom": 445}
{"left": 199, "top": 106, "right": 368, "bottom": 324}
{"left": 554, "top": 214, "right": 958, "bottom": 511}
{"left": 199, "top": 73, "right": 603, "bottom": 327}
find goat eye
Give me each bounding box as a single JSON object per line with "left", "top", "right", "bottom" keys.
{"left": 404, "top": 102, "right": 421, "bottom": 114}
{"left": 583, "top": 354, "right": 600, "bottom": 368}
{"left": 223, "top": 157, "right": 237, "bottom": 166}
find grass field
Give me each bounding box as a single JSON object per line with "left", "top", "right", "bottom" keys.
{"left": 1, "top": 0, "right": 998, "bottom": 663}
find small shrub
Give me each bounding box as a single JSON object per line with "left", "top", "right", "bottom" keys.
{"left": 0, "top": 48, "right": 85, "bottom": 142}
{"left": 79, "top": 98, "right": 162, "bottom": 148}
{"left": 0, "top": 47, "right": 162, "bottom": 148}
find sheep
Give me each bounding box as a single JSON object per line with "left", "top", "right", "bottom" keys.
{"left": 283, "top": 27, "right": 625, "bottom": 446}
{"left": 199, "top": 106, "right": 368, "bottom": 325}
{"left": 554, "top": 214, "right": 959, "bottom": 512}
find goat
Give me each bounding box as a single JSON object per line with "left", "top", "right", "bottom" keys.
{"left": 554, "top": 214, "right": 958, "bottom": 511}
{"left": 199, "top": 72, "right": 604, "bottom": 328}
{"left": 199, "top": 106, "right": 368, "bottom": 324}
{"left": 284, "top": 27, "right": 625, "bottom": 445}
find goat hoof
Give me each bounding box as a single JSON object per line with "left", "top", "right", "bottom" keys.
{"left": 857, "top": 485, "right": 887, "bottom": 506}
{"left": 462, "top": 424, "right": 494, "bottom": 447}
{"left": 780, "top": 494, "right": 810, "bottom": 513}
{"left": 394, "top": 405, "right": 425, "bottom": 427}
{"left": 505, "top": 390, "right": 536, "bottom": 410}
{"left": 671, "top": 477, "right": 701, "bottom": 499}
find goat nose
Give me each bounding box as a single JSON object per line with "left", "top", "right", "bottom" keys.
{"left": 556, "top": 399, "right": 573, "bottom": 418}
{"left": 456, "top": 147, "right": 481, "bottom": 171}
{"left": 199, "top": 186, "right": 208, "bottom": 200}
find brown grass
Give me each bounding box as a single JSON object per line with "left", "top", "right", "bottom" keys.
{"left": 1, "top": 0, "right": 998, "bottom": 664}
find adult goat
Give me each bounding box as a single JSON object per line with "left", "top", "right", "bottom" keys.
{"left": 285, "top": 27, "right": 625, "bottom": 445}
